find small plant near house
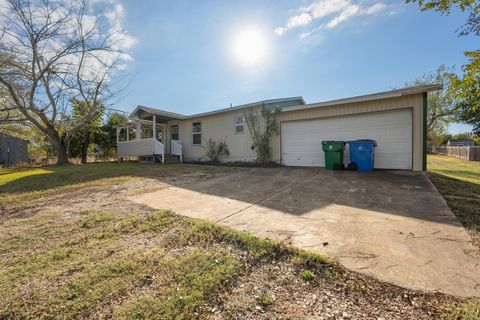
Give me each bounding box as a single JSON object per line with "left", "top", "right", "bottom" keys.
{"left": 203, "top": 138, "right": 230, "bottom": 162}
{"left": 245, "top": 106, "right": 281, "bottom": 164}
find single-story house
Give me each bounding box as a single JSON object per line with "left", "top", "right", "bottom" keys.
{"left": 0, "top": 133, "right": 29, "bottom": 167}
{"left": 116, "top": 84, "right": 442, "bottom": 171}
{"left": 447, "top": 139, "right": 475, "bottom": 147}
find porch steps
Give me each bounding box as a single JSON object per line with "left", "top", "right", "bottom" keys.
{"left": 161, "top": 154, "right": 181, "bottom": 164}
{"left": 138, "top": 154, "right": 181, "bottom": 164}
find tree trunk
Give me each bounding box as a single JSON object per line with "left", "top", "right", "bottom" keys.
{"left": 81, "top": 129, "right": 90, "bottom": 165}
{"left": 56, "top": 139, "right": 70, "bottom": 165}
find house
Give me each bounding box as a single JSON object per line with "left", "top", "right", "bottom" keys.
{"left": 0, "top": 133, "right": 29, "bottom": 167}
{"left": 447, "top": 139, "right": 475, "bottom": 147}
{"left": 117, "top": 84, "right": 442, "bottom": 171}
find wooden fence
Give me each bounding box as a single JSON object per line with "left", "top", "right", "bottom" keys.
{"left": 431, "top": 145, "right": 480, "bottom": 161}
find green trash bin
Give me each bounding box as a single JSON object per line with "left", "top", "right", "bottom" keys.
{"left": 322, "top": 141, "right": 345, "bottom": 170}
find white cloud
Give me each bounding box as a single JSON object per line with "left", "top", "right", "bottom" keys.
{"left": 304, "top": 0, "right": 350, "bottom": 19}
{"left": 287, "top": 12, "right": 313, "bottom": 28}
{"left": 274, "top": 27, "right": 287, "bottom": 36}
{"left": 103, "top": 2, "right": 138, "bottom": 50}
{"left": 324, "top": 4, "right": 361, "bottom": 29}
{"left": 366, "top": 3, "right": 386, "bottom": 15}
{"left": 275, "top": 0, "right": 388, "bottom": 38}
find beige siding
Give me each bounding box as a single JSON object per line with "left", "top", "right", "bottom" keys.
{"left": 166, "top": 105, "right": 263, "bottom": 162}
{"left": 165, "top": 93, "right": 424, "bottom": 170}
{"left": 275, "top": 94, "right": 424, "bottom": 171}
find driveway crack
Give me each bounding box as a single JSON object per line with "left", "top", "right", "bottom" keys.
{"left": 215, "top": 172, "right": 320, "bottom": 223}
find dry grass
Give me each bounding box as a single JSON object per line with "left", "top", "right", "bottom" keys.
{"left": 0, "top": 163, "right": 478, "bottom": 319}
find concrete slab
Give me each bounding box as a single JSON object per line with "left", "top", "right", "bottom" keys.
{"left": 130, "top": 167, "right": 480, "bottom": 298}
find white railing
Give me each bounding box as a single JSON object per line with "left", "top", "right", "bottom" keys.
{"left": 118, "top": 138, "right": 155, "bottom": 157}
{"left": 171, "top": 140, "right": 183, "bottom": 163}
{"left": 154, "top": 139, "right": 165, "bottom": 163}
{"left": 117, "top": 138, "right": 165, "bottom": 163}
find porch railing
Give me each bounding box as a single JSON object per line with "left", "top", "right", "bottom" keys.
{"left": 154, "top": 139, "right": 165, "bottom": 163}
{"left": 171, "top": 140, "right": 183, "bottom": 163}
{"left": 117, "top": 138, "right": 165, "bottom": 163}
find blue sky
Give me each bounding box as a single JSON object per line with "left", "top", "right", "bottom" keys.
{"left": 117, "top": 0, "right": 477, "bottom": 134}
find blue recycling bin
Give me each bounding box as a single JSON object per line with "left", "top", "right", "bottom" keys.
{"left": 348, "top": 140, "right": 377, "bottom": 172}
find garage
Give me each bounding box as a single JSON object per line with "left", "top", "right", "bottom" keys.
{"left": 281, "top": 109, "right": 413, "bottom": 169}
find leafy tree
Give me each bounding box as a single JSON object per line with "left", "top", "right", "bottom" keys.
{"left": 406, "top": 65, "right": 457, "bottom": 141}
{"left": 96, "top": 112, "right": 128, "bottom": 159}
{"left": 430, "top": 133, "right": 453, "bottom": 145}
{"left": 245, "top": 106, "right": 281, "bottom": 164}
{"left": 406, "top": 0, "right": 479, "bottom": 135}
{"left": 69, "top": 99, "right": 104, "bottom": 164}
{"left": 450, "top": 51, "right": 480, "bottom": 135}
{"left": 406, "top": 0, "right": 479, "bottom": 36}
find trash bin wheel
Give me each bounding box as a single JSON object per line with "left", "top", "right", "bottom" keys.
{"left": 347, "top": 162, "right": 357, "bottom": 171}
{"left": 333, "top": 163, "right": 344, "bottom": 171}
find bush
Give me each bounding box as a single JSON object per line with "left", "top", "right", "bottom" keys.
{"left": 203, "top": 138, "right": 230, "bottom": 162}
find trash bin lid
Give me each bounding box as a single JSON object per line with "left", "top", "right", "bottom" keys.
{"left": 347, "top": 139, "right": 377, "bottom": 147}
{"left": 322, "top": 141, "right": 345, "bottom": 152}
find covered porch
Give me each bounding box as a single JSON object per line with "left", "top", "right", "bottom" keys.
{"left": 116, "top": 106, "right": 185, "bottom": 163}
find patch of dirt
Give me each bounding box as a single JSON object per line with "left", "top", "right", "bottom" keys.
{"left": 210, "top": 261, "right": 445, "bottom": 319}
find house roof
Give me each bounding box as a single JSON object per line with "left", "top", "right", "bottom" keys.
{"left": 448, "top": 139, "right": 474, "bottom": 142}
{"left": 129, "top": 84, "right": 442, "bottom": 121}
{"left": 281, "top": 84, "right": 443, "bottom": 113}
{"left": 130, "top": 96, "right": 306, "bottom": 120}
{"left": 0, "top": 133, "right": 29, "bottom": 143}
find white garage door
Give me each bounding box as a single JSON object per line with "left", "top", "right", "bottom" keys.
{"left": 281, "top": 109, "right": 412, "bottom": 169}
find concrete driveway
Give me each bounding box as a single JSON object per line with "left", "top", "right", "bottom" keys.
{"left": 131, "top": 167, "right": 480, "bottom": 298}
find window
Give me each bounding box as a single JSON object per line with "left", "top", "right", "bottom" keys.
{"left": 171, "top": 125, "right": 179, "bottom": 140}
{"left": 192, "top": 122, "right": 201, "bottom": 145}
{"left": 234, "top": 116, "right": 245, "bottom": 134}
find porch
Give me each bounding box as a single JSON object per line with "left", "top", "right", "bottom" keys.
{"left": 116, "top": 107, "right": 185, "bottom": 163}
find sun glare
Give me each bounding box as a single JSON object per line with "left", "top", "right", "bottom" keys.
{"left": 232, "top": 29, "right": 267, "bottom": 65}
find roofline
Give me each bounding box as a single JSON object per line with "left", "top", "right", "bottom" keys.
{"left": 128, "top": 84, "right": 442, "bottom": 120}
{"left": 129, "top": 106, "right": 187, "bottom": 120}
{"left": 282, "top": 84, "right": 443, "bottom": 113}
{"left": 130, "top": 96, "right": 305, "bottom": 120}
{"left": 186, "top": 96, "right": 305, "bottom": 119}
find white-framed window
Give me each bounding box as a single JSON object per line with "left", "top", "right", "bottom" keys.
{"left": 192, "top": 122, "right": 202, "bottom": 145}
{"left": 234, "top": 116, "right": 245, "bottom": 134}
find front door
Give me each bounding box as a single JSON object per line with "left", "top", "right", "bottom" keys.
{"left": 171, "top": 125, "right": 179, "bottom": 141}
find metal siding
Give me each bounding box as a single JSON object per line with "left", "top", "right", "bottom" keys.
{"left": 281, "top": 109, "right": 413, "bottom": 169}
{"left": 0, "top": 135, "right": 29, "bottom": 166}
{"left": 276, "top": 94, "right": 423, "bottom": 171}
{"left": 170, "top": 105, "right": 262, "bottom": 162}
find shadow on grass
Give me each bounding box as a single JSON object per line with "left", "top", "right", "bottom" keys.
{"left": 0, "top": 163, "right": 228, "bottom": 195}
{"left": 428, "top": 172, "right": 480, "bottom": 237}
{"left": 430, "top": 169, "right": 480, "bottom": 183}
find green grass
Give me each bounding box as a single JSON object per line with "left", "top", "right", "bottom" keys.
{"left": 428, "top": 155, "right": 480, "bottom": 246}
{"left": 300, "top": 270, "right": 315, "bottom": 282}
{"left": 0, "top": 163, "right": 236, "bottom": 215}
{"left": 0, "top": 162, "right": 232, "bottom": 194}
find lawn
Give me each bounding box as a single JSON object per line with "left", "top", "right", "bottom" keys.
{"left": 0, "top": 162, "right": 478, "bottom": 319}
{"left": 428, "top": 155, "right": 480, "bottom": 247}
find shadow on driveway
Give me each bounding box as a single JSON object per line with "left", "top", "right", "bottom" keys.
{"left": 131, "top": 167, "right": 480, "bottom": 298}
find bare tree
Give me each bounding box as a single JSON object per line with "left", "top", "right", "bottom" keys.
{"left": 0, "top": 0, "right": 134, "bottom": 164}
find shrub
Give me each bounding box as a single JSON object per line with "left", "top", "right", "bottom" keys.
{"left": 203, "top": 138, "right": 230, "bottom": 162}
{"left": 244, "top": 106, "right": 281, "bottom": 164}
